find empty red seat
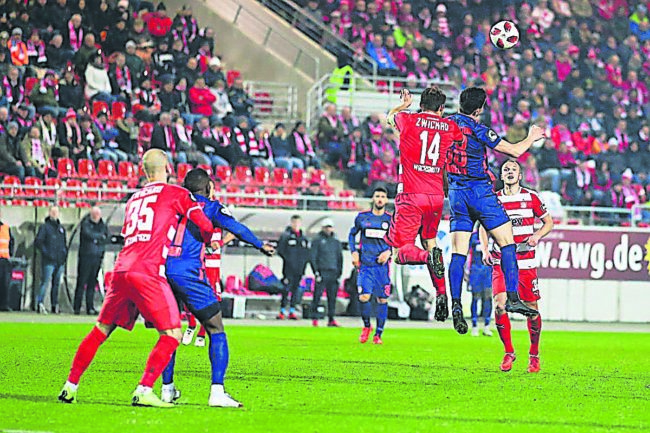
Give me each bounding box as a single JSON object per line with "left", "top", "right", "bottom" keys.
{"left": 10, "top": 198, "right": 29, "bottom": 206}
{"left": 232, "top": 166, "right": 252, "bottom": 185}
{"left": 106, "top": 180, "right": 125, "bottom": 201}
{"left": 44, "top": 178, "right": 61, "bottom": 198}
{"left": 197, "top": 164, "right": 213, "bottom": 177}
{"left": 339, "top": 190, "right": 357, "bottom": 209}
{"left": 33, "top": 199, "right": 50, "bottom": 207}
{"left": 264, "top": 187, "right": 281, "bottom": 207}
{"left": 64, "top": 179, "right": 83, "bottom": 199}
{"left": 98, "top": 160, "right": 118, "bottom": 179}
{"left": 86, "top": 179, "right": 103, "bottom": 200}
{"left": 176, "top": 163, "right": 193, "bottom": 182}
{"left": 271, "top": 168, "right": 289, "bottom": 187}
{"left": 2, "top": 175, "right": 23, "bottom": 196}
{"left": 253, "top": 167, "right": 270, "bottom": 186}
{"left": 23, "top": 176, "right": 43, "bottom": 197}
{"left": 280, "top": 187, "right": 298, "bottom": 208}
{"left": 57, "top": 158, "right": 77, "bottom": 179}
{"left": 242, "top": 186, "right": 262, "bottom": 207}
{"left": 225, "top": 185, "right": 241, "bottom": 206}
{"left": 111, "top": 101, "right": 127, "bottom": 121}
{"left": 310, "top": 169, "right": 328, "bottom": 186}
{"left": 118, "top": 161, "right": 136, "bottom": 180}
{"left": 77, "top": 159, "right": 97, "bottom": 179}
{"left": 215, "top": 165, "right": 232, "bottom": 183}
{"left": 291, "top": 168, "right": 308, "bottom": 187}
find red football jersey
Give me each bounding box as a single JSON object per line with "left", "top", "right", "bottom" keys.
{"left": 204, "top": 228, "right": 223, "bottom": 298}
{"left": 114, "top": 181, "right": 213, "bottom": 277}
{"left": 392, "top": 111, "right": 462, "bottom": 195}
{"left": 490, "top": 187, "right": 549, "bottom": 270}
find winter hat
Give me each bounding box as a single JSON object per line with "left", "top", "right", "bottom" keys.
{"left": 64, "top": 108, "right": 77, "bottom": 121}
{"left": 622, "top": 168, "right": 633, "bottom": 179}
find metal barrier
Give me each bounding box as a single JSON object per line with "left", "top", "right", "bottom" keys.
{"left": 306, "top": 74, "right": 459, "bottom": 131}
{"left": 259, "top": 0, "right": 378, "bottom": 77}
{"left": 216, "top": 0, "right": 322, "bottom": 80}
{"left": 244, "top": 80, "right": 298, "bottom": 125}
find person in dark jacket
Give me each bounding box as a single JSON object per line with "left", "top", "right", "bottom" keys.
{"left": 0, "top": 122, "right": 32, "bottom": 181}
{"left": 74, "top": 206, "right": 110, "bottom": 315}
{"left": 34, "top": 206, "right": 68, "bottom": 314}
{"left": 534, "top": 139, "right": 564, "bottom": 193}
{"left": 309, "top": 219, "right": 343, "bottom": 327}
{"left": 270, "top": 123, "right": 304, "bottom": 172}
{"left": 276, "top": 215, "right": 310, "bottom": 320}
{"left": 0, "top": 209, "right": 15, "bottom": 311}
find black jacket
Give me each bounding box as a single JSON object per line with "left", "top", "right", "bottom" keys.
{"left": 79, "top": 215, "right": 110, "bottom": 258}
{"left": 310, "top": 230, "right": 343, "bottom": 277}
{"left": 277, "top": 226, "right": 310, "bottom": 276}
{"left": 35, "top": 217, "right": 68, "bottom": 265}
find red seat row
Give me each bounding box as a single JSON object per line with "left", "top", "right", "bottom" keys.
{"left": 57, "top": 158, "right": 137, "bottom": 181}
{"left": 1, "top": 176, "right": 127, "bottom": 201}
{"left": 215, "top": 166, "right": 329, "bottom": 188}
{"left": 220, "top": 185, "right": 357, "bottom": 209}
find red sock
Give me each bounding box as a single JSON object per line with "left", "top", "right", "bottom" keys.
{"left": 197, "top": 325, "right": 206, "bottom": 337}
{"left": 396, "top": 245, "right": 428, "bottom": 265}
{"left": 527, "top": 315, "right": 542, "bottom": 356}
{"left": 495, "top": 312, "right": 514, "bottom": 353}
{"left": 139, "top": 335, "right": 180, "bottom": 387}
{"left": 187, "top": 314, "right": 197, "bottom": 328}
{"left": 428, "top": 253, "right": 446, "bottom": 296}
{"left": 68, "top": 326, "right": 108, "bottom": 384}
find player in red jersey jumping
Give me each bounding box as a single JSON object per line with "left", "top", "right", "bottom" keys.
{"left": 386, "top": 87, "right": 464, "bottom": 322}
{"left": 58, "top": 149, "right": 216, "bottom": 408}
{"left": 480, "top": 160, "right": 554, "bottom": 373}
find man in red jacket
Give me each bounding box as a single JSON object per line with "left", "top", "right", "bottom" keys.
{"left": 144, "top": 3, "right": 173, "bottom": 39}
{"left": 189, "top": 76, "right": 216, "bottom": 119}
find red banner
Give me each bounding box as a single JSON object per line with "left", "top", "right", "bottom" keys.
{"left": 536, "top": 228, "right": 650, "bottom": 281}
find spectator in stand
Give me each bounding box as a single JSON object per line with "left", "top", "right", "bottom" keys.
{"left": 366, "top": 150, "right": 398, "bottom": 197}
{"left": 104, "top": 18, "right": 129, "bottom": 55}
{"left": 159, "top": 77, "right": 182, "bottom": 113}
{"left": 270, "top": 123, "right": 304, "bottom": 171}
{"left": 0, "top": 122, "right": 31, "bottom": 180}
{"left": 228, "top": 77, "right": 254, "bottom": 125}
{"left": 629, "top": 5, "right": 650, "bottom": 41}
{"left": 85, "top": 53, "right": 114, "bottom": 103}
{"left": 176, "top": 115, "right": 228, "bottom": 167}
{"left": 339, "top": 106, "right": 359, "bottom": 136}
{"left": 318, "top": 103, "right": 345, "bottom": 167}
{"left": 74, "top": 206, "right": 109, "bottom": 316}
{"left": 2, "top": 67, "right": 25, "bottom": 111}
{"left": 124, "top": 41, "right": 144, "bottom": 87}
{"left": 594, "top": 160, "right": 613, "bottom": 206}
{"left": 14, "top": 104, "right": 35, "bottom": 133}
{"left": 250, "top": 126, "right": 275, "bottom": 169}
{"left": 21, "top": 126, "right": 54, "bottom": 179}
{"left": 34, "top": 206, "right": 68, "bottom": 314}
{"left": 181, "top": 57, "right": 200, "bottom": 87}
{"left": 523, "top": 153, "right": 541, "bottom": 191}
{"left": 189, "top": 76, "right": 216, "bottom": 121}
{"left": 288, "top": 121, "right": 320, "bottom": 169}
{"left": 7, "top": 27, "right": 28, "bottom": 67}
{"left": 108, "top": 52, "right": 133, "bottom": 103}
{"left": 49, "top": 0, "right": 71, "bottom": 32}
{"left": 211, "top": 79, "right": 233, "bottom": 126}
{"left": 58, "top": 108, "right": 82, "bottom": 160}
{"left": 72, "top": 33, "right": 98, "bottom": 76}
{"left": 151, "top": 111, "right": 185, "bottom": 164}
{"left": 204, "top": 57, "right": 225, "bottom": 87}
{"left": 145, "top": 2, "right": 173, "bottom": 41}
{"left": 95, "top": 112, "right": 127, "bottom": 163}
{"left": 302, "top": 181, "right": 328, "bottom": 211}
{"left": 192, "top": 117, "right": 242, "bottom": 167}
{"left": 345, "top": 127, "right": 370, "bottom": 190}
{"left": 132, "top": 73, "right": 161, "bottom": 118}
{"left": 625, "top": 141, "right": 649, "bottom": 182}
{"left": 152, "top": 39, "right": 175, "bottom": 77}
{"left": 46, "top": 33, "right": 70, "bottom": 72}
{"left": 64, "top": 14, "right": 85, "bottom": 53}
{"left": 78, "top": 115, "right": 102, "bottom": 161}
{"left": 30, "top": 71, "right": 66, "bottom": 117}
{"left": 58, "top": 66, "right": 84, "bottom": 110}
{"left": 598, "top": 138, "right": 627, "bottom": 182}
{"left": 366, "top": 34, "right": 398, "bottom": 75}
{"left": 26, "top": 30, "right": 47, "bottom": 68}
{"left": 37, "top": 109, "right": 65, "bottom": 159}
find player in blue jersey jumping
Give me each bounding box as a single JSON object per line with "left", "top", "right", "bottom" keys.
{"left": 348, "top": 187, "right": 392, "bottom": 344}
{"left": 161, "top": 168, "right": 275, "bottom": 407}
{"left": 446, "top": 87, "right": 544, "bottom": 334}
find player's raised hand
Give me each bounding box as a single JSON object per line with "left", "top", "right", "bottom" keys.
{"left": 526, "top": 234, "right": 541, "bottom": 247}
{"left": 528, "top": 125, "right": 546, "bottom": 142}
{"left": 482, "top": 249, "right": 495, "bottom": 266}
{"left": 351, "top": 251, "right": 360, "bottom": 267}
{"left": 260, "top": 243, "right": 276, "bottom": 256}
{"left": 400, "top": 89, "right": 413, "bottom": 108}
{"left": 377, "top": 250, "right": 392, "bottom": 265}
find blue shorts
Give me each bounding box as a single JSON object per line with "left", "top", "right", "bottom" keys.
{"left": 358, "top": 266, "right": 391, "bottom": 299}
{"left": 167, "top": 270, "right": 220, "bottom": 322}
{"left": 448, "top": 181, "right": 510, "bottom": 232}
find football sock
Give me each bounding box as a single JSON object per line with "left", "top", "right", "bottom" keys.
{"left": 360, "top": 301, "right": 371, "bottom": 328}
{"left": 289, "top": 307, "right": 296, "bottom": 314}
{"left": 139, "top": 335, "right": 179, "bottom": 388}
{"left": 198, "top": 326, "right": 206, "bottom": 338}
{"left": 187, "top": 314, "right": 197, "bottom": 328}
{"left": 470, "top": 295, "right": 479, "bottom": 327}
{"left": 495, "top": 312, "right": 514, "bottom": 353}
{"left": 528, "top": 314, "right": 542, "bottom": 356}
{"left": 396, "top": 245, "right": 428, "bottom": 265}
{"left": 67, "top": 326, "right": 108, "bottom": 385}
{"left": 209, "top": 332, "right": 229, "bottom": 385}
{"left": 375, "top": 303, "right": 388, "bottom": 337}
{"left": 500, "top": 244, "right": 520, "bottom": 294}
{"left": 280, "top": 308, "right": 287, "bottom": 316}
{"left": 162, "top": 350, "right": 176, "bottom": 385}
{"left": 449, "top": 253, "right": 467, "bottom": 301}
{"left": 483, "top": 297, "right": 492, "bottom": 326}
{"left": 427, "top": 249, "right": 447, "bottom": 296}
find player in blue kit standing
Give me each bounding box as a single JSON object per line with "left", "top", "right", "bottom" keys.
{"left": 348, "top": 187, "right": 392, "bottom": 345}
{"left": 446, "top": 87, "right": 544, "bottom": 334}
{"left": 162, "top": 168, "right": 275, "bottom": 407}
{"left": 466, "top": 230, "right": 493, "bottom": 337}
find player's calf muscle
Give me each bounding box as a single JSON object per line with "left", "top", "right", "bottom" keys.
{"left": 161, "top": 328, "right": 183, "bottom": 341}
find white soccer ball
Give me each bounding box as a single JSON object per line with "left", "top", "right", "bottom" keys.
{"left": 490, "top": 20, "right": 520, "bottom": 50}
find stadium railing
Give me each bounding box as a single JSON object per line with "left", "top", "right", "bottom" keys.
{"left": 306, "top": 73, "right": 459, "bottom": 131}
{"left": 244, "top": 80, "right": 299, "bottom": 124}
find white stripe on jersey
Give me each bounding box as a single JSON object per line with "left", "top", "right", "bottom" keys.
{"left": 506, "top": 208, "right": 535, "bottom": 218}
{"left": 159, "top": 265, "right": 166, "bottom": 277}
{"left": 167, "top": 226, "right": 176, "bottom": 241}
{"left": 512, "top": 225, "right": 535, "bottom": 236}
{"left": 499, "top": 192, "right": 532, "bottom": 203}
{"left": 205, "top": 259, "right": 221, "bottom": 268}
{"left": 517, "top": 258, "right": 537, "bottom": 270}
{"left": 162, "top": 245, "right": 169, "bottom": 259}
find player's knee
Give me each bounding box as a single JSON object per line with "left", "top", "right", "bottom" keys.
{"left": 377, "top": 298, "right": 388, "bottom": 304}
{"left": 204, "top": 312, "right": 225, "bottom": 334}
{"left": 95, "top": 322, "right": 115, "bottom": 337}
{"left": 359, "top": 294, "right": 371, "bottom": 303}
{"left": 161, "top": 328, "right": 183, "bottom": 342}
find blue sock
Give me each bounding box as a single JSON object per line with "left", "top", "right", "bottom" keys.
{"left": 375, "top": 303, "right": 388, "bottom": 337}
{"left": 289, "top": 307, "right": 296, "bottom": 314}
{"left": 449, "top": 254, "right": 467, "bottom": 301}
{"left": 500, "top": 244, "right": 519, "bottom": 294}
{"left": 470, "top": 295, "right": 479, "bottom": 327}
{"left": 162, "top": 350, "right": 176, "bottom": 385}
{"left": 360, "top": 301, "right": 371, "bottom": 328}
{"left": 209, "top": 332, "right": 229, "bottom": 385}
{"left": 483, "top": 296, "right": 492, "bottom": 326}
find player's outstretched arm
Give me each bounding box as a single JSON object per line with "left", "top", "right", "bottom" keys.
{"left": 494, "top": 125, "right": 545, "bottom": 158}
{"left": 212, "top": 206, "right": 274, "bottom": 255}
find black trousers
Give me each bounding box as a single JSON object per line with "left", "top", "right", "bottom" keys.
{"left": 310, "top": 271, "right": 339, "bottom": 321}
{"left": 0, "top": 258, "right": 11, "bottom": 310}
{"left": 74, "top": 255, "right": 102, "bottom": 313}
{"left": 280, "top": 271, "right": 303, "bottom": 309}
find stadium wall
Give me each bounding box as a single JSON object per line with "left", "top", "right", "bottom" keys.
{"left": 2, "top": 205, "right": 648, "bottom": 323}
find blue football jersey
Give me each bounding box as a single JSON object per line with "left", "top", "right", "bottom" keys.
{"left": 166, "top": 194, "right": 263, "bottom": 275}
{"left": 348, "top": 211, "right": 392, "bottom": 268}
{"left": 446, "top": 113, "right": 501, "bottom": 186}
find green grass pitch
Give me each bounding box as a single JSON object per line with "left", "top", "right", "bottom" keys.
{"left": 1, "top": 323, "right": 649, "bottom": 433}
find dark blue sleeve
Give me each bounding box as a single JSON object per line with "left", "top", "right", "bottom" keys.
{"left": 348, "top": 214, "right": 361, "bottom": 253}
{"left": 207, "top": 201, "right": 264, "bottom": 249}
{"left": 473, "top": 122, "right": 501, "bottom": 149}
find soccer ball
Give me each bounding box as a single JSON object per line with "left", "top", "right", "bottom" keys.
{"left": 490, "top": 20, "right": 520, "bottom": 50}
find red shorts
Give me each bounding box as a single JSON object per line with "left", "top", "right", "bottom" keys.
{"left": 492, "top": 265, "right": 540, "bottom": 302}
{"left": 386, "top": 193, "right": 444, "bottom": 248}
{"left": 98, "top": 271, "right": 181, "bottom": 331}
{"left": 205, "top": 267, "right": 222, "bottom": 301}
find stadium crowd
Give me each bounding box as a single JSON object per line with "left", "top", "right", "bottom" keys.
{"left": 305, "top": 0, "right": 649, "bottom": 210}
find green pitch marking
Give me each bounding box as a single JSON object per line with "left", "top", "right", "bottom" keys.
{"left": 1, "top": 324, "right": 649, "bottom": 433}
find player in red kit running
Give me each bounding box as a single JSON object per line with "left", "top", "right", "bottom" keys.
{"left": 480, "top": 160, "right": 554, "bottom": 373}
{"left": 58, "top": 149, "right": 216, "bottom": 408}
{"left": 386, "top": 87, "right": 463, "bottom": 322}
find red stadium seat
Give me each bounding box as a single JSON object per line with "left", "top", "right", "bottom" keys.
{"left": 10, "top": 198, "right": 29, "bottom": 206}
{"left": 23, "top": 176, "right": 43, "bottom": 197}
{"left": 232, "top": 166, "right": 252, "bottom": 185}
{"left": 291, "top": 168, "right": 308, "bottom": 187}
{"left": 118, "top": 161, "right": 136, "bottom": 180}
{"left": 224, "top": 275, "right": 244, "bottom": 295}
{"left": 225, "top": 185, "right": 242, "bottom": 206}
{"left": 197, "top": 164, "right": 213, "bottom": 177}
{"left": 106, "top": 180, "right": 126, "bottom": 201}
{"left": 76, "top": 202, "right": 92, "bottom": 208}
{"left": 33, "top": 199, "right": 50, "bottom": 207}
{"left": 111, "top": 101, "right": 127, "bottom": 121}
{"left": 264, "top": 187, "right": 281, "bottom": 207}
{"left": 310, "top": 169, "right": 328, "bottom": 186}
{"left": 339, "top": 190, "right": 357, "bottom": 209}
{"left": 57, "top": 158, "right": 77, "bottom": 179}
{"left": 98, "top": 160, "right": 118, "bottom": 179}
{"left": 24, "top": 77, "right": 39, "bottom": 101}
{"left": 280, "top": 187, "right": 298, "bottom": 208}
{"left": 215, "top": 165, "right": 232, "bottom": 183}
{"left": 85, "top": 179, "right": 103, "bottom": 200}
{"left": 92, "top": 100, "right": 110, "bottom": 118}
{"left": 271, "top": 168, "right": 289, "bottom": 187}
{"left": 2, "top": 175, "right": 23, "bottom": 196}
{"left": 242, "top": 186, "right": 262, "bottom": 207}
{"left": 77, "top": 159, "right": 97, "bottom": 179}
{"left": 64, "top": 179, "right": 83, "bottom": 200}
{"left": 176, "top": 163, "right": 193, "bottom": 182}
{"left": 44, "top": 178, "right": 62, "bottom": 198}
{"left": 253, "top": 167, "right": 270, "bottom": 186}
